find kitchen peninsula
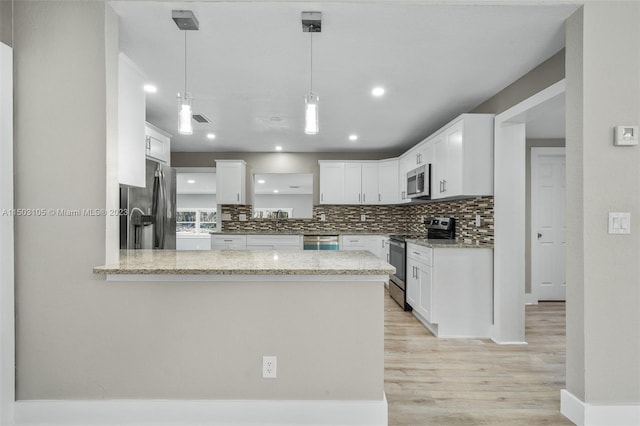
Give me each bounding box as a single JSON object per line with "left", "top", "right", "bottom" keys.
{"left": 93, "top": 249, "right": 393, "bottom": 425}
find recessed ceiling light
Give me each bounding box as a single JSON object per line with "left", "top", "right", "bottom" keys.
{"left": 257, "top": 179, "right": 266, "bottom": 184}
{"left": 273, "top": 189, "right": 279, "bottom": 193}
{"left": 206, "top": 133, "right": 216, "bottom": 140}
{"left": 187, "top": 179, "right": 195, "bottom": 184}
{"left": 144, "top": 84, "right": 157, "bottom": 93}
{"left": 349, "top": 134, "right": 358, "bottom": 141}
{"left": 371, "top": 87, "right": 385, "bottom": 97}
{"left": 275, "top": 146, "right": 283, "bottom": 151}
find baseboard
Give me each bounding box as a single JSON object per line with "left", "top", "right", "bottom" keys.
{"left": 13, "top": 397, "right": 388, "bottom": 426}
{"left": 561, "top": 389, "right": 640, "bottom": 426}
{"left": 490, "top": 338, "right": 528, "bottom": 345}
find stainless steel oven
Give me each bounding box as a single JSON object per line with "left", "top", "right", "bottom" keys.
{"left": 388, "top": 236, "right": 411, "bottom": 311}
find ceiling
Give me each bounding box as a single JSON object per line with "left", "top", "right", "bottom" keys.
{"left": 111, "top": 1, "right": 575, "bottom": 153}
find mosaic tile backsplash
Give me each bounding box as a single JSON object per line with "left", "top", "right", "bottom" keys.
{"left": 221, "top": 196, "right": 494, "bottom": 246}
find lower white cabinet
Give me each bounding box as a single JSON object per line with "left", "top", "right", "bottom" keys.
{"left": 407, "top": 243, "right": 493, "bottom": 338}
{"left": 341, "top": 235, "right": 389, "bottom": 260}
{"left": 211, "top": 235, "right": 247, "bottom": 250}
{"left": 246, "top": 235, "right": 302, "bottom": 250}
{"left": 176, "top": 234, "right": 211, "bottom": 250}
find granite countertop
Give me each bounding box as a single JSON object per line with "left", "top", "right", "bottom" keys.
{"left": 407, "top": 238, "right": 493, "bottom": 249}
{"left": 210, "top": 231, "right": 390, "bottom": 236}
{"left": 94, "top": 250, "right": 395, "bottom": 276}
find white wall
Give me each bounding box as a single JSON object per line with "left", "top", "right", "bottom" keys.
{"left": 253, "top": 194, "right": 313, "bottom": 218}
{"left": 177, "top": 194, "right": 217, "bottom": 209}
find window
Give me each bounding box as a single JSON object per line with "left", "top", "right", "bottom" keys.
{"left": 177, "top": 209, "right": 217, "bottom": 233}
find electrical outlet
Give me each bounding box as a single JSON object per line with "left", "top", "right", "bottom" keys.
{"left": 320, "top": 213, "right": 326, "bottom": 222}
{"left": 475, "top": 214, "right": 481, "bottom": 227}
{"left": 420, "top": 215, "right": 425, "bottom": 223}
{"left": 361, "top": 214, "right": 366, "bottom": 221}
{"left": 262, "top": 356, "right": 277, "bottom": 379}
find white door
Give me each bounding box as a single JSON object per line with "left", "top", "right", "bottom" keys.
{"left": 531, "top": 147, "right": 566, "bottom": 301}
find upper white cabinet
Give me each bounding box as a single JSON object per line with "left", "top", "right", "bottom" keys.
{"left": 118, "top": 53, "right": 146, "bottom": 188}
{"left": 431, "top": 114, "right": 494, "bottom": 200}
{"left": 319, "top": 161, "right": 379, "bottom": 205}
{"left": 216, "top": 160, "right": 246, "bottom": 205}
{"left": 319, "top": 162, "right": 345, "bottom": 204}
{"left": 378, "top": 159, "right": 399, "bottom": 204}
{"left": 398, "top": 154, "right": 413, "bottom": 203}
{"left": 145, "top": 123, "right": 171, "bottom": 165}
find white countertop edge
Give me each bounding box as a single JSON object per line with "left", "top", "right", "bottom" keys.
{"left": 104, "top": 274, "right": 390, "bottom": 282}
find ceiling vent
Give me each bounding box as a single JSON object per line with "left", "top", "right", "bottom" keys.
{"left": 192, "top": 114, "right": 211, "bottom": 123}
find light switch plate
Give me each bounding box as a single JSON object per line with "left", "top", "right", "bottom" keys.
{"left": 614, "top": 126, "right": 639, "bottom": 146}
{"left": 608, "top": 212, "right": 631, "bottom": 234}
{"left": 221, "top": 213, "right": 231, "bottom": 221}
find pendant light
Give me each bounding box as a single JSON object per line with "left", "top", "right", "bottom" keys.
{"left": 172, "top": 10, "right": 199, "bottom": 135}
{"left": 302, "top": 12, "right": 321, "bottom": 135}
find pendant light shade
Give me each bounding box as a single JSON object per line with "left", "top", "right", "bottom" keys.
{"left": 178, "top": 93, "right": 193, "bottom": 135}
{"left": 305, "top": 93, "right": 319, "bottom": 135}
{"left": 173, "top": 10, "right": 199, "bottom": 136}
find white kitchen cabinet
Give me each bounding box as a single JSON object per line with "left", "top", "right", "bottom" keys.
{"left": 319, "top": 161, "right": 380, "bottom": 205}
{"left": 341, "top": 235, "right": 389, "bottom": 260}
{"left": 118, "top": 52, "right": 146, "bottom": 188}
{"left": 378, "top": 159, "right": 399, "bottom": 204}
{"left": 407, "top": 243, "right": 493, "bottom": 338}
{"left": 215, "top": 160, "right": 246, "bottom": 205}
{"left": 176, "top": 234, "right": 211, "bottom": 250}
{"left": 211, "top": 234, "right": 247, "bottom": 250}
{"left": 145, "top": 123, "right": 171, "bottom": 165}
{"left": 319, "top": 161, "right": 345, "bottom": 204}
{"left": 431, "top": 114, "right": 494, "bottom": 200}
{"left": 246, "top": 235, "right": 302, "bottom": 250}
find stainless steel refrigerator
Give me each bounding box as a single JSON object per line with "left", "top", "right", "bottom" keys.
{"left": 119, "top": 159, "right": 176, "bottom": 249}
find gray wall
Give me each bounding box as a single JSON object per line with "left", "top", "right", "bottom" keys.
{"left": 177, "top": 194, "right": 217, "bottom": 209}
{"left": 525, "top": 139, "right": 565, "bottom": 295}
{"left": 566, "top": 2, "right": 640, "bottom": 404}
{"left": 472, "top": 49, "right": 565, "bottom": 115}
{"left": 0, "top": 0, "right": 13, "bottom": 47}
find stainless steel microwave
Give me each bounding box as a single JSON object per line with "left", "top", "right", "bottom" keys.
{"left": 407, "top": 164, "right": 431, "bottom": 199}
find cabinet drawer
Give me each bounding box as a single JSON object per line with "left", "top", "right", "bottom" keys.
{"left": 407, "top": 243, "right": 432, "bottom": 266}
{"left": 211, "top": 235, "right": 247, "bottom": 245}
{"left": 341, "top": 235, "right": 367, "bottom": 249}
{"left": 246, "top": 235, "right": 301, "bottom": 246}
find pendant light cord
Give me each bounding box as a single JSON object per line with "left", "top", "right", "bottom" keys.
{"left": 309, "top": 25, "right": 313, "bottom": 94}
{"left": 184, "top": 30, "right": 188, "bottom": 96}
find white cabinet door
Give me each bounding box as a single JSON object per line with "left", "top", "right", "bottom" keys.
{"left": 417, "top": 263, "right": 433, "bottom": 322}
{"left": 211, "top": 234, "right": 247, "bottom": 250}
{"left": 361, "top": 163, "right": 379, "bottom": 205}
{"left": 341, "top": 235, "right": 366, "bottom": 251}
{"left": 432, "top": 131, "right": 447, "bottom": 200}
{"left": 118, "top": 53, "right": 146, "bottom": 188}
{"left": 216, "top": 160, "right": 246, "bottom": 204}
{"left": 344, "top": 163, "right": 362, "bottom": 204}
{"left": 378, "top": 159, "right": 399, "bottom": 204}
{"left": 443, "top": 121, "right": 463, "bottom": 196}
{"left": 319, "top": 162, "right": 345, "bottom": 204}
{"left": 176, "top": 235, "right": 211, "bottom": 250}
{"left": 406, "top": 260, "right": 420, "bottom": 310}
{"left": 398, "top": 154, "right": 413, "bottom": 203}
{"left": 145, "top": 123, "right": 171, "bottom": 165}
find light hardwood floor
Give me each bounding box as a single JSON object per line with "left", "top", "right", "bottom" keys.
{"left": 384, "top": 292, "right": 572, "bottom": 425}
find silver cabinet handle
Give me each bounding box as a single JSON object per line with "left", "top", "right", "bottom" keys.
{"left": 358, "top": 193, "right": 361, "bottom": 203}
{"left": 237, "top": 193, "right": 240, "bottom": 202}
{"left": 363, "top": 194, "right": 366, "bottom": 203}
{"left": 223, "top": 239, "right": 233, "bottom": 242}
{"left": 443, "top": 180, "right": 447, "bottom": 192}
{"left": 378, "top": 193, "right": 381, "bottom": 202}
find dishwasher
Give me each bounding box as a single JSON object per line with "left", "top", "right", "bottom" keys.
{"left": 303, "top": 235, "right": 340, "bottom": 250}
